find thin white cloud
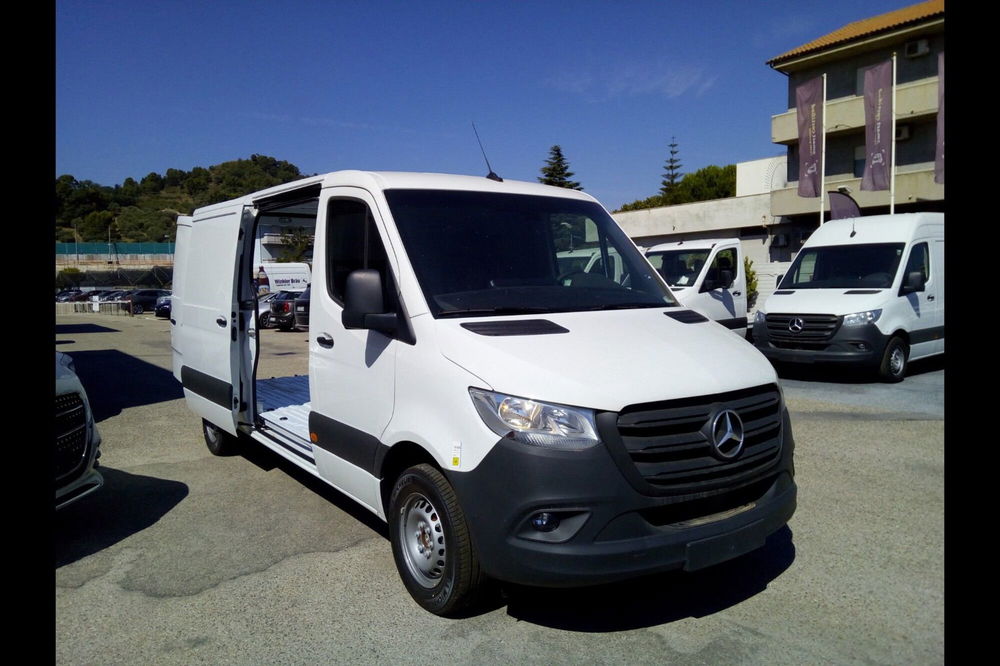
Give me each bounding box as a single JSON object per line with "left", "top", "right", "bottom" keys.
{"left": 547, "top": 60, "right": 716, "bottom": 101}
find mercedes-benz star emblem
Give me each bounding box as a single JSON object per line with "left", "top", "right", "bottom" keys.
{"left": 710, "top": 409, "right": 745, "bottom": 459}
{"left": 788, "top": 317, "right": 805, "bottom": 333}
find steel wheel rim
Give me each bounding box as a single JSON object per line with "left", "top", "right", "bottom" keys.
{"left": 399, "top": 492, "right": 446, "bottom": 588}
{"left": 890, "top": 347, "right": 905, "bottom": 376}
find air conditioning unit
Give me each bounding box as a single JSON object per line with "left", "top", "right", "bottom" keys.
{"left": 904, "top": 39, "right": 929, "bottom": 58}
{"left": 896, "top": 125, "right": 911, "bottom": 141}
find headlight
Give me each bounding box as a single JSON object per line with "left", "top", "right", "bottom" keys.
{"left": 754, "top": 310, "right": 766, "bottom": 323}
{"left": 469, "top": 388, "right": 599, "bottom": 450}
{"left": 842, "top": 309, "right": 882, "bottom": 326}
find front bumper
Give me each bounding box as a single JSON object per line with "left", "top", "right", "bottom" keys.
{"left": 446, "top": 409, "right": 796, "bottom": 587}
{"left": 753, "top": 317, "right": 889, "bottom": 365}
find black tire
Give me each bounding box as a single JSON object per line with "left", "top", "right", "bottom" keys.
{"left": 259, "top": 312, "right": 270, "bottom": 328}
{"left": 389, "top": 464, "right": 490, "bottom": 616}
{"left": 878, "top": 336, "right": 909, "bottom": 383}
{"left": 202, "top": 419, "right": 240, "bottom": 456}
{"left": 132, "top": 304, "right": 144, "bottom": 315}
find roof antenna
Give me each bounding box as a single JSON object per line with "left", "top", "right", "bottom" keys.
{"left": 472, "top": 122, "right": 503, "bottom": 182}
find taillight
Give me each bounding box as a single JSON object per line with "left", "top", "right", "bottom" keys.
{"left": 283, "top": 302, "right": 291, "bottom": 313}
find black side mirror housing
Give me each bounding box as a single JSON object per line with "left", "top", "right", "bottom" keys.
{"left": 900, "top": 270, "right": 925, "bottom": 295}
{"left": 343, "top": 269, "right": 397, "bottom": 335}
{"left": 775, "top": 273, "right": 785, "bottom": 288}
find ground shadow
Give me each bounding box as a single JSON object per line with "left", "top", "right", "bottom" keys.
{"left": 63, "top": 349, "right": 184, "bottom": 422}
{"left": 501, "top": 526, "right": 795, "bottom": 631}
{"left": 54, "top": 467, "right": 188, "bottom": 567}
{"left": 238, "top": 438, "right": 389, "bottom": 539}
{"left": 55, "top": 324, "right": 121, "bottom": 334}
{"left": 774, "top": 353, "right": 944, "bottom": 384}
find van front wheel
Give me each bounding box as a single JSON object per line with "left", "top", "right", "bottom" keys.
{"left": 203, "top": 419, "right": 240, "bottom": 456}
{"left": 878, "top": 336, "right": 908, "bottom": 383}
{"left": 389, "top": 464, "right": 489, "bottom": 616}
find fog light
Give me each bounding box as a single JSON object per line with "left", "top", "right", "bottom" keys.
{"left": 530, "top": 512, "right": 560, "bottom": 532}
{"left": 856, "top": 342, "right": 870, "bottom": 351}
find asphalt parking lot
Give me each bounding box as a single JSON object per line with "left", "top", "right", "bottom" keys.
{"left": 55, "top": 312, "right": 944, "bottom": 664}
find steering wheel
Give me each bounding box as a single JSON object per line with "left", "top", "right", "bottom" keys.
{"left": 557, "top": 270, "right": 588, "bottom": 284}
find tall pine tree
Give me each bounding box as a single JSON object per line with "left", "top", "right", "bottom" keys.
{"left": 539, "top": 145, "right": 583, "bottom": 190}
{"left": 660, "top": 137, "right": 682, "bottom": 200}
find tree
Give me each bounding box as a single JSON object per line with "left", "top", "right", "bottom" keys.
{"left": 277, "top": 226, "right": 314, "bottom": 263}
{"left": 674, "top": 164, "right": 735, "bottom": 202}
{"left": 538, "top": 145, "right": 583, "bottom": 190}
{"left": 660, "top": 137, "right": 682, "bottom": 199}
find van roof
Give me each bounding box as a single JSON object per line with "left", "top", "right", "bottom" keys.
{"left": 192, "top": 171, "right": 597, "bottom": 216}
{"left": 804, "top": 213, "right": 943, "bottom": 247}
{"left": 646, "top": 238, "right": 739, "bottom": 252}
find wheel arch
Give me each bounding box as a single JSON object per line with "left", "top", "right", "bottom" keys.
{"left": 377, "top": 440, "right": 440, "bottom": 516}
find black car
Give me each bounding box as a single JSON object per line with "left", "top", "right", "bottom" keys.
{"left": 293, "top": 286, "right": 310, "bottom": 330}
{"left": 126, "top": 289, "right": 170, "bottom": 315}
{"left": 155, "top": 295, "right": 171, "bottom": 318}
{"left": 268, "top": 290, "right": 302, "bottom": 331}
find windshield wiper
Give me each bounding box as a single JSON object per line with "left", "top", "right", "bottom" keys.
{"left": 437, "top": 306, "right": 553, "bottom": 318}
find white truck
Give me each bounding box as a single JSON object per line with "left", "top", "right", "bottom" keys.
{"left": 171, "top": 171, "right": 796, "bottom": 615}
{"left": 644, "top": 239, "right": 749, "bottom": 336}
{"left": 752, "top": 213, "right": 944, "bottom": 382}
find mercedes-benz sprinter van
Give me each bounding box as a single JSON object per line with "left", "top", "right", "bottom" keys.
{"left": 753, "top": 213, "right": 943, "bottom": 381}
{"left": 171, "top": 171, "right": 797, "bottom": 615}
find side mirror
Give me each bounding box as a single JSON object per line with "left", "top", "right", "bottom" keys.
{"left": 900, "top": 270, "right": 925, "bottom": 295}
{"left": 775, "top": 273, "right": 785, "bottom": 288}
{"left": 343, "top": 269, "right": 397, "bottom": 334}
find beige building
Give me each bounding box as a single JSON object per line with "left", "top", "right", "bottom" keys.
{"left": 767, "top": 0, "right": 945, "bottom": 219}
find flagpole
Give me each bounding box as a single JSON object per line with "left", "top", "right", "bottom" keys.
{"left": 820, "top": 73, "right": 827, "bottom": 225}
{"left": 890, "top": 53, "right": 897, "bottom": 214}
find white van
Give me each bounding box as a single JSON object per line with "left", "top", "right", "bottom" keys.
{"left": 171, "top": 171, "right": 796, "bottom": 615}
{"left": 752, "top": 213, "right": 944, "bottom": 381}
{"left": 256, "top": 261, "right": 310, "bottom": 294}
{"left": 644, "top": 239, "right": 748, "bottom": 335}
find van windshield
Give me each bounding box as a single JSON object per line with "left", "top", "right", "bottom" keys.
{"left": 645, "top": 249, "right": 711, "bottom": 287}
{"left": 780, "top": 243, "right": 905, "bottom": 289}
{"left": 384, "top": 189, "right": 678, "bottom": 317}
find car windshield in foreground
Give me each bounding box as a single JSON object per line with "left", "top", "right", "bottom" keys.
{"left": 384, "top": 189, "right": 677, "bottom": 317}
{"left": 779, "top": 243, "right": 905, "bottom": 289}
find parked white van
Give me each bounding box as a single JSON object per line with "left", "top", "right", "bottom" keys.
{"left": 171, "top": 171, "right": 797, "bottom": 615}
{"left": 256, "top": 261, "right": 310, "bottom": 294}
{"left": 752, "top": 213, "right": 944, "bottom": 382}
{"left": 644, "top": 239, "right": 748, "bottom": 335}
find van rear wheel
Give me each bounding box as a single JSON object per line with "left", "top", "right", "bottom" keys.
{"left": 389, "top": 464, "right": 490, "bottom": 616}
{"left": 202, "top": 419, "right": 240, "bottom": 456}
{"left": 878, "top": 336, "right": 908, "bottom": 383}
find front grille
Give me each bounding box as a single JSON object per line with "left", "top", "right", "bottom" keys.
{"left": 765, "top": 313, "right": 841, "bottom": 343}
{"left": 55, "top": 392, "right": 88, "bottom": 482}
{"left": 614, "top": 384, "right": 782, "bottom": 495}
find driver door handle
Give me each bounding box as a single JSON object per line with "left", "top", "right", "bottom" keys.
{"left": 732, "top": 290, "right": 742, "bottom": 296}
{"left": 216, "top": 317, "right": 227, "bottom": 327}
{"left": 927, "top": 294, "right": 935, "bottom": 301}
{"left": 317, "top": 334, "right": 334, "bottom": 348}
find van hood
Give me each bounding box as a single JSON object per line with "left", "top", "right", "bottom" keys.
{"left": 762, "top": 288, "right": 889, "bottom": 316}
{"left": 435, "top": 308, "right": 776, "bottom": 412}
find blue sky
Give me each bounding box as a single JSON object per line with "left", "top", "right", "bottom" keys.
{"left": 56, "top": 0, "right": 913, "bottom": 209}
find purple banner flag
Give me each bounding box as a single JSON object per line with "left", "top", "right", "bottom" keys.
{"left": 934, "top": 52, "right": 944, "bottom": 184}
{"left": 828, "top": 191, "right": 861, "bottom": 220}
{"left": 861, "top": 61, "right": 893, "bottom": 191}
{"left": 796, "top": 77, "right": 824, "bottom": 197}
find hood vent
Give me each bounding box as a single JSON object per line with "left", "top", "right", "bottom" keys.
{"left": 664, "top": 310, "right": 709, "bottom": 324}
{"left": 843, "top": 289, "right": 882, "bottom": 294}
{"left": 460, "top": 319, "right": 569, "bottom": 336}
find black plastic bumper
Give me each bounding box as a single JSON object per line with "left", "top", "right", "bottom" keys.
{"left": 445, "top": 410, "right": 796, "bottom": 587}
{"left": 753, "top": 319, "right": 889, "bottom": 365}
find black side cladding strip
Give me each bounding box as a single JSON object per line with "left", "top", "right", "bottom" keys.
{"left": 308, "top": 411, "right": 385, "bottom": 475}
{"left": 718, "top": 317, "right": 749, "bottom": 330}
{"left": 664, "top": 310, "right": 709, "bottom": 324}
{"left": 181, "top": 366, "right": 233, "bottom": 409}
{"left": 910, "top": 325, "right": 945, "bottom": 344}
{"left": 461, "top": 319, "right": 570, "bottom": 336}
